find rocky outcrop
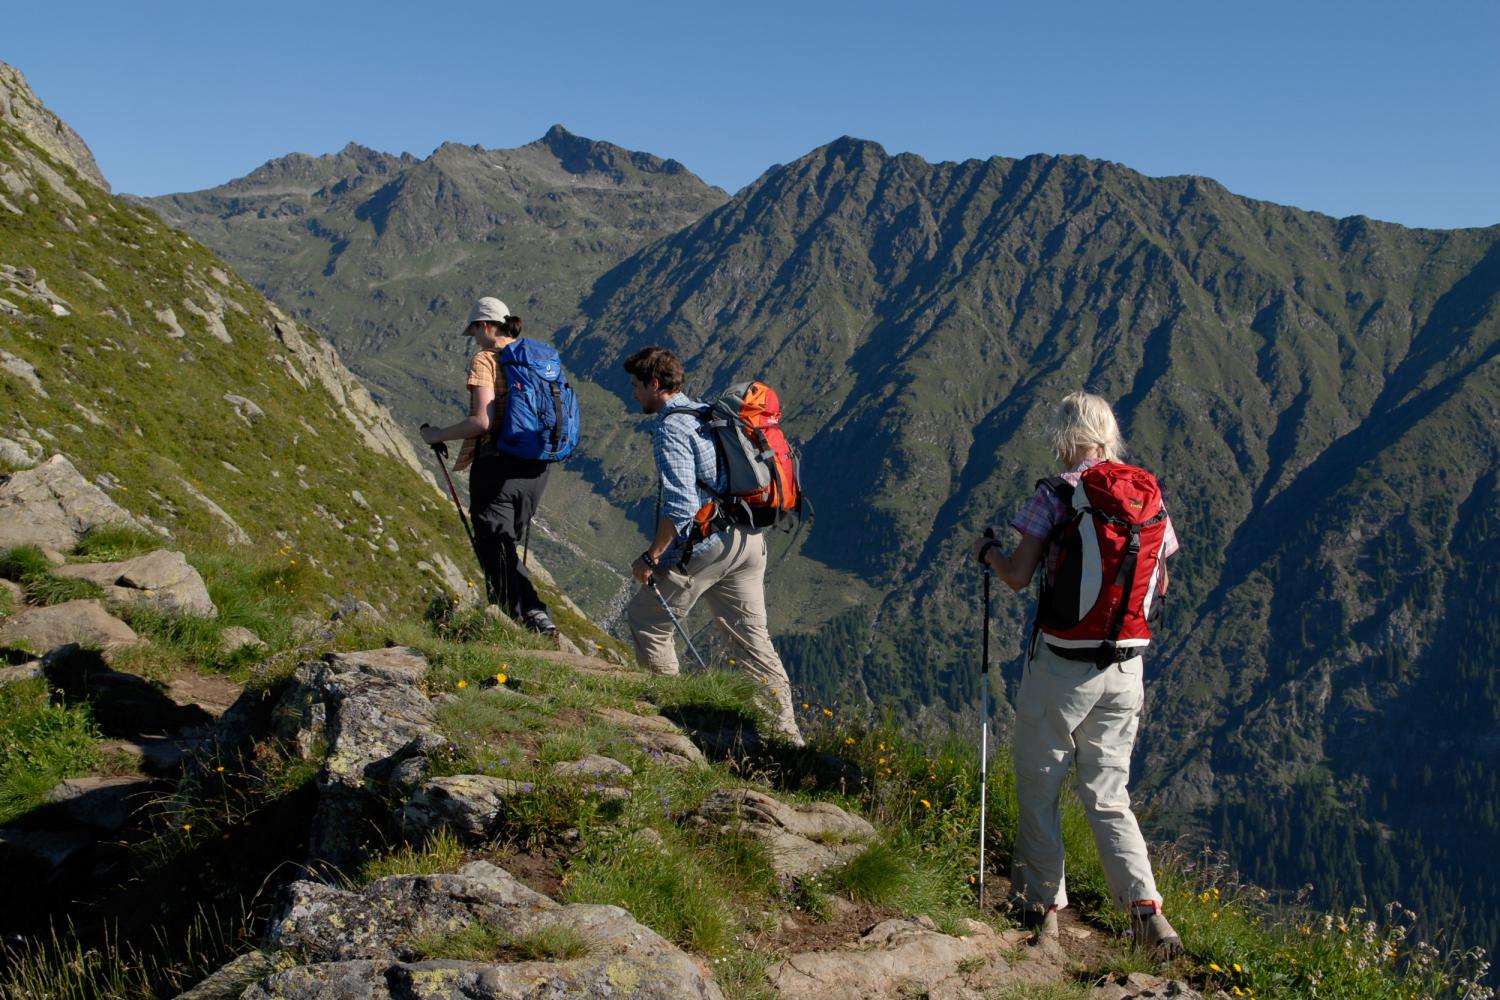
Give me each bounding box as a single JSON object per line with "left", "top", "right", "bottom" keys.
{"left": 594, "top": 705, "right": 707, "bottom": 769}
{"left": 0, "top": 454, "right": 145, "bottom": 553}
{"left": 0, "top": 599, "right": 140, "bottom": 654}
{"left": 270, "top": 647, "right": 441, "bottom": 871}
{"left": 398, "top": 775, "right": 533, "bottom": 840}
{"left": 55, "top": 549, "right": 216, "bottom": 616}
{"left": 689, "top": 787, "right": 875, "bottom": 878}
{"left": 265, "top": 304, "right": 430, "bottom": 482}
{"left": 231, "top": 861, "right": 726, "bottom": 999}
{"left": 0, "top": 62, "right": 110, "bottom": 192}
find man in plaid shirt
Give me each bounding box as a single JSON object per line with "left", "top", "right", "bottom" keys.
{"left": 970, "top": 391, "right": 1182, "bottom": 956}
{"left": 621, "top": 346, "right": 804, "bottom": 746}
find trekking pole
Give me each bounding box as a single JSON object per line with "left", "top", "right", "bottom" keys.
{"left": 422, "top": 425, "right": 501, "bottom": 607}
{"left": 977, "top": 527, "right": 995, "bottom": 908}
{"left": 646, "top": 577, "right": 708, "bottom": 671}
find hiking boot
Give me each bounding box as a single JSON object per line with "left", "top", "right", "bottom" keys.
{"left": 1130, "top": 903, "right": 1183, "bottom": 958}
{"left": 522, "top": 611, "right": 559, "bottom": 637}
{"left": 1020, "top": 904, "right": 1059, "bottom": 942}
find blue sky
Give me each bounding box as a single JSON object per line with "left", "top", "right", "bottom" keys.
{"left": 6, "top": 0, "right": 1497, "bottom": 229}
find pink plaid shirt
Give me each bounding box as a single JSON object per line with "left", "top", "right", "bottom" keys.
{"left": 1010, "top": 459, "right": 1179, "bottom": 557}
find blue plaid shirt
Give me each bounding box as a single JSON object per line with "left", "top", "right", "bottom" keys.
{"left": 655, "top": 392, "right": 726, "bottom": 566}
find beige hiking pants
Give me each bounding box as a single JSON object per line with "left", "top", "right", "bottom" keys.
{"left": 1011, "top": 640, "right": 1161, "bottom": 912}
{"left": 625, "top": 526, "right": 801, "bottom": 740}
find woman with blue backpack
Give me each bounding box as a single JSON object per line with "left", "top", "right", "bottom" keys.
{"left": 421, "top": 296, "right": 579, "bottom": 637}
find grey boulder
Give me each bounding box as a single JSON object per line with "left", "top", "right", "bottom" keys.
{"left": 55, "top": 549, "right": 216, "bottom": 616}
{"left": 0, "top": 598, "right": 139, "bottom": 655}
{"left": 0, "top": 454, "right": 143, "bottom": 552}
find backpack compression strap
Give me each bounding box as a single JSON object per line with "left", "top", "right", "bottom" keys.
{"left": 548, "top": 381, "right": 564, "bottom": 453}
{"left": 1091, "top": 507, "right": 1166, "bottom": 668}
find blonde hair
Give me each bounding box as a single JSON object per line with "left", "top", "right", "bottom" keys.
{"left": 1046, "top": 391, "right": 1125, "bottom": 465}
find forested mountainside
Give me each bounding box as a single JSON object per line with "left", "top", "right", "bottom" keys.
{"left": 154, "top": 130, "right": 1500, "bottom": 962}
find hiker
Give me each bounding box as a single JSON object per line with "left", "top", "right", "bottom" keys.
{"left": 421, "top": 297, "right": 558, "bottom": 636}
{"left": 621, "top": 346, "right": 804, "bottom": 746}
{"left": 970, "top": 391, "right": 1182, "bottom": 955}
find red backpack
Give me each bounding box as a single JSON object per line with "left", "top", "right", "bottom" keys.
{"left": 665, "top": 381, "right": 806, "bottom": 535}
{"left": 1034, "top": 461, "right": 1169, "bottom": 667}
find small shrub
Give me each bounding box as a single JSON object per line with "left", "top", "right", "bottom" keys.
{"left": 500, "top": 775, "right": 611, "bottom": 849}
{"left": 792, "top": 874, "right": 834, "bottom": 922}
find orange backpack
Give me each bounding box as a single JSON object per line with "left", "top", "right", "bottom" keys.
{"left": 666, "top": 381, "right": 806, "bottom": 534}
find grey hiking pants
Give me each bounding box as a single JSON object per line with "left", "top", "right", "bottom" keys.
{"left": 1010, "top": 640, "right": 1162, "bottom": 912}
{"left": 625, "top": 526, "right": 801, "bottom": 741}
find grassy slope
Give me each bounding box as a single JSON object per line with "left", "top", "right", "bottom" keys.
{"left": 0, "top": 117, "right": 485, "bottom": 615}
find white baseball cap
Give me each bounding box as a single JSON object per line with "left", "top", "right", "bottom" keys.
{"left": 466, "top": 297, "right": 511, "bottom": 329}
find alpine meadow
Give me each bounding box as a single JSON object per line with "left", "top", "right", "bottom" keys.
{"left": 2, "top": 44, "right": 1499, "bottom": 999}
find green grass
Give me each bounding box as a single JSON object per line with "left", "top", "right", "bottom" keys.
{"left": 562, "top": 830, "right": 743, "bottom": 954}
{"left": 0, "top": 910, "right": 264, "bottom": 1000}
{"left": 0, "top": 544, "right": 104, "bottom": 606}
{"left": 409, "top": 920, "right": 506, "bottom": 962}
{"left": 0, "top": 676, "right": 100, "bottom": 823}
{"left": 506, "top": 922, "right": 591, "bottom": 961}
{"left": 357, "top": 830, "right": 466, "bottom": 885}
{"left": 72, "top": 526, "right": 161, "bottom": 563}
{"left": 408, "top": 919, "right": 591, "bottom": 963}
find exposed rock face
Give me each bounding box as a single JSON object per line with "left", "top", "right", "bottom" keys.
{"left": 0, "top": 62, "right": 110, "bottom": 192}
{"left": 399, "top": 775, "right": 532, "bottom": 840}
{"left": 265, "top": 305, "right": 431, "bottom": 481}
{"left": 55, "top": 549, "right": 217, "bottom": 616}
{"left": 0, "top": 454, "right": 145, "bottom": 552}
{"left": 270, "top": 647, "right": 439, "bottom": 871}
{"left": 244, "top": 861, "right": 726, "bottom": 1000}
{"left": 0, "top": 598, "right": 139, "bottom": 654}
{"left": 768, "top": 916, "right": 1051, "bottom": 1000}
{"left": 689, "top": 787, "right": 875, "bottom": 878}
{"left": 593, "top": 706, "right": 707, "bottom": 769}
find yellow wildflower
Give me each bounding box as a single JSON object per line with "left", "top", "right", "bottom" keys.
{"left": 919, "top": 799, "right": 932, "bottom": 809}
{"left": 822, "top": 708, "right": 833, "bottom": 717}
{"left": 495, "top": 673, "right": 507, "bottom": 684}
{"left": 457, "top": 680, "right": 468, "bottom": 689}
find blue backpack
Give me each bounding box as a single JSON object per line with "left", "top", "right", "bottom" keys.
{"left": 491, "top": 339, "right": 580, "bottom": 462}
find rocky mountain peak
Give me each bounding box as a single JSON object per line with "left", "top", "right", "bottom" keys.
{"left": 536, "top": 122, "right": 689, "bottom": 180}
{"left": 0, "top": 61, "right": 109, "bottom": 193}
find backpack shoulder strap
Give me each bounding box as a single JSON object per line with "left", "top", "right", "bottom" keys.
{"left": 661, "top": 403, "right": 711, "bottom": 420}
{"left": 1036, "top": 476, "right": 1074, "bottom": 503}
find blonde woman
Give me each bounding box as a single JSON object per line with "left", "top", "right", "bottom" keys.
{"left": 971, "top": 391, "right": 1181, "bottom": 955}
